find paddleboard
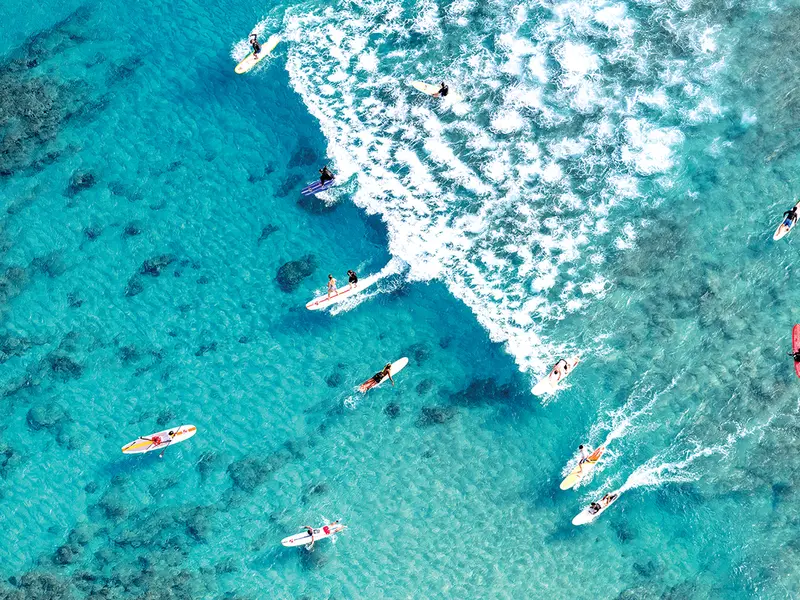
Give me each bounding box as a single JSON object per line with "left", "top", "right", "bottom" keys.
{"left": 572, "top": 490, "right": 621, "bottom": 526}
{"left": 358, "top": 357, "right": 409, "bottom": 392}
{"left": 301, "top": 178, "right": 336, "bottom": 196}
{"left": 306, "top": 276, "right": 378, "bottom": 310}
{"left": 235, "top": 34, "right": 281, "bottom": 74}
{"left": 121, "top": 425, "right": 197, "bottom": 454}
{"left": 410, "top": 80, "right": 463, "bottom": 103}
{"left": 560, "top": 446, "right": 605, "bottom": 490}
{"left": 773, "top": 200, "right": 800, "bottom": 240}
{"left": 532, "top": 355, "right": 580, "bottom": 396}
{"left": 793, "top": 324, "right": 800, "bottom": 379}
{"left": 282, "top": 522, "right": 347, "bottom": 547}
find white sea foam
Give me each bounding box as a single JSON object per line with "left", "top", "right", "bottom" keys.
{"left": 259, "top": 0, "right": 725, "bottom": 382}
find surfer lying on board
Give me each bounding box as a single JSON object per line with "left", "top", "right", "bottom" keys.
{"left": 249, "top": 34, "right": 261, "bottom": 58}
{"left": 347, "top": 270, "right": 358, "bottom": 287}
{"left": 588, "top": 493, "right": 618, "bottom": 515}
{"left": 434, "top": 82, "right": 449, "bottom": 98}
{"left": 362, "top": 363, "right": 394, "bottom": 391}
{"left": 551, "top": 359, "right": 570, "bottom": 381}
{"left": 319, "top": 166, "right": 335, "bottom": 184}
{"left": 327, "top": 274, "right": 338, "bottom": 298}
{"left": 788, "top": 350, "right": 800, "bottom": 362}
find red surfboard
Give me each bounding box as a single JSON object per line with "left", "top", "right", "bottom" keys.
{"left": 793, "top": 325, "right": 800, "bottom": 378}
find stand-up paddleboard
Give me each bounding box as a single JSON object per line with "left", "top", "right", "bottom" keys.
{"left": 560, "top": 446, "right": 605, "bottom": 490}
{"left": 122, "top": 425, "right": 196, "bottom": 454}
{"left": 306, "top": 277, "right": 378, "bottom": 310}
{"left": 532, "top": 355, "right": 580, "bottom": 396}
{"left": 282, "top": 522, "right": 347, "bottom": 547}
{"left": 359, "top": 357, "right": 409, "bottom": 392}
{"left": 235, "top": 35, "right": 281, "bottom": 74}
{"left": 572, "top": 490, "right": 621, "bottom": 526}
{"left": 301, "top": 178, "right": 336, "bottom": 196}
{"left": 793, "top": 325, "right": 800, "bottom": 379}
{"left": 410, "top": 81, "right": 463, "bottom": 103}
{"left": 773, "top": 200, "right": 800, "bottom": 240}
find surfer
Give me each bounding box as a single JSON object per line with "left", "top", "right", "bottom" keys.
{"left": 788, "top": 349, "right": 800, "bottom": 362}
{"left": 249, "top": 33, "right": 261, "bottom": 58}
{"left": 302, "top": 526, "right": 315, "bottom": 550}
{"left": 327, "top": 274, "right": 338, "bottom": 298}
{"left": 347, "top": 270, "right": 358, "bottom": 288}
{"left": 587, "top": 501, "right": 602, "bottom": 515}
{"left": 434, "top": 82, "right": 449, "bottom": 98}
{"left": 363, "top": 363, "right": 394, "bottom": 390}
{"left": 578, "top": 444, "right": 591, "bottom": 465}
{"left": 785, "top": 205, "right": 799, "bottom": 224}
{"left": 319, "top": 166, "right": 335, "bottom": 184}
{"left": 551, "top": 359, "right": 569, "bottom": 380}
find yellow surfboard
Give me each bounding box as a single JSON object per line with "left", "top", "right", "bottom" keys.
{"left": 235, "top": 35, "right": 281, "bottom": 74}
{"left": 559, "top": 446, "right": 605, "bottom": 490}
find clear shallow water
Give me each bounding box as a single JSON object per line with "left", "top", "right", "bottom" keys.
{"left": 1, "top": 0, "right": 799, "bottom": 598}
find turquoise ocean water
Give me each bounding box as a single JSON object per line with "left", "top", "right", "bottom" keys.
{"left": 2, "top": 0, "right": 800, "bottom": 597}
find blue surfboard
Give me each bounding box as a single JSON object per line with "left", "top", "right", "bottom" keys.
{"left": 301, "top": 178, "right": 336, "bottom": 196}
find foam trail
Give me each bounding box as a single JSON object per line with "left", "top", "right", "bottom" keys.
{"left": 329, "top": 257, "right": 408, "bottom": 315}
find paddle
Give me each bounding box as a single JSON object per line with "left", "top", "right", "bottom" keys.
{"left": 158, "top": 428, "right": 180, "bottom": 459}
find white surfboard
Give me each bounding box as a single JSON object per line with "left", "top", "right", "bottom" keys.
{"left": 532, "top": 355, "right": 580, "bottom": 396}
{"left": 281, "top": 522, "right": 346, "bottom": 547}
{"left": 358, "top": 357, "right": 409, "bottom": 392}
{"left": 572, "top": 491, "right": 621, "bottom": 526}
{"left": 773, "top": 200, "right": 800, "bottom": 240}
{"left": 560, "top": 445, "right": 605, "bottom": 491}
{"left": 306, "top": 276, "right": 378, "bottom": 310}
{"left": 235, "top": 35, "right": 281, "bottom": 74}
{"left": 121, "top": 425, "right": 197, "bottom": 454}
{"left": 410, "top": 80, "right": 463, "bottom": 102}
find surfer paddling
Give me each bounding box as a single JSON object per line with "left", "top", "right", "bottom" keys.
{"left": 249, "top": 33, "right": 261, "bottom": 59}
{"left": 784, "top": 204, "right": 799, "bottom": 227}
{"left": 360, "top": 363, "right": 394, "bottom": 392}
{"left": 433, "top": 82, "right": 449, "bottom": 98}
{"left": 301, "top": 526, "right": 315, "bottom": 550}
{"left": 319, "top": 166, "right": 335, "bottom": 184}
{"left": 588, "top": 493, "right": 618, "bottom": 515}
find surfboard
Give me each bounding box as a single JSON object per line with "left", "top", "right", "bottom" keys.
{"left": 532, "top": 355, "right": 580, "bottom": 396}
{"left": 122, "top": 425, "right": 197, "bottom": 454}
{"left": 773, "top": 200, "right": 800, "bottom": 240}
{"left": 560, "top": 446, "right": 605, "bottom": 490}
{"left": 409, "top": 80, "right": 463, "bottom": 102}
{"left": 358, "top": 357, "right": 409, "bottom": 392}
{"left": 306, "top": 276, "right": 378, "bottom": 310}
{"left": 301, "top": 178, "right": 336, "bottom": 196}
{"left": 572, "top": 490, "right": 621, "bottom": 526}
{"left": 793, "top": 324, "right": 800, "bottom": 379}
{"left": 235, "top": 34, "right": 281, "bottom": 74}
{"left": 282, "top": 522, "right": 347, "bottom": 547}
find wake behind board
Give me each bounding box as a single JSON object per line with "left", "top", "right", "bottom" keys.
{"left": 560, "top": 446, "right": 605, "bottom": 490}
{"left": 235, "top": 35, "right": 281, "bottom": 74}
{"left": 122, "top": 425, "right": 196, "bottom": 454}
{"left": 409, "top": 80, "right": 463, "bottom": 103}
{"left": 773, "top": 200, "right": 800, "bottom": 240}
{"left": 358, "top": 357, "right": 409, "bottom": 392}
{"left": 282, "top": 523, "right": 346, "bottom": 547}
{"left": 306, "top": 277, "right": 378, "bottom": 310}
{"left": 572, "top": 491, "right": 621, "bottom": 526}
{"left": 532, "top": 355, "right": 580, "bottom": 396}
{"left": 301, "top": 178, "right": 336, "bottom": 196}
{"left": 793, "top": 324, "right": 800, "bottom": 379}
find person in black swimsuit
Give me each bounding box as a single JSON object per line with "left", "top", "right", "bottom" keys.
{"left": 435, "top": 82, "right": 449, "bottom": 98}
{"left": 249, "top": 34, "right": 261, "bottom": 58}
{"left": 319, "top": 166, "right": 335, "bottom": 184}
{"left": 347, "top": 270, "right": 358, "bottom": 287}
{"left": 373, "top": 363, "right": 394, "bottom": 386}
